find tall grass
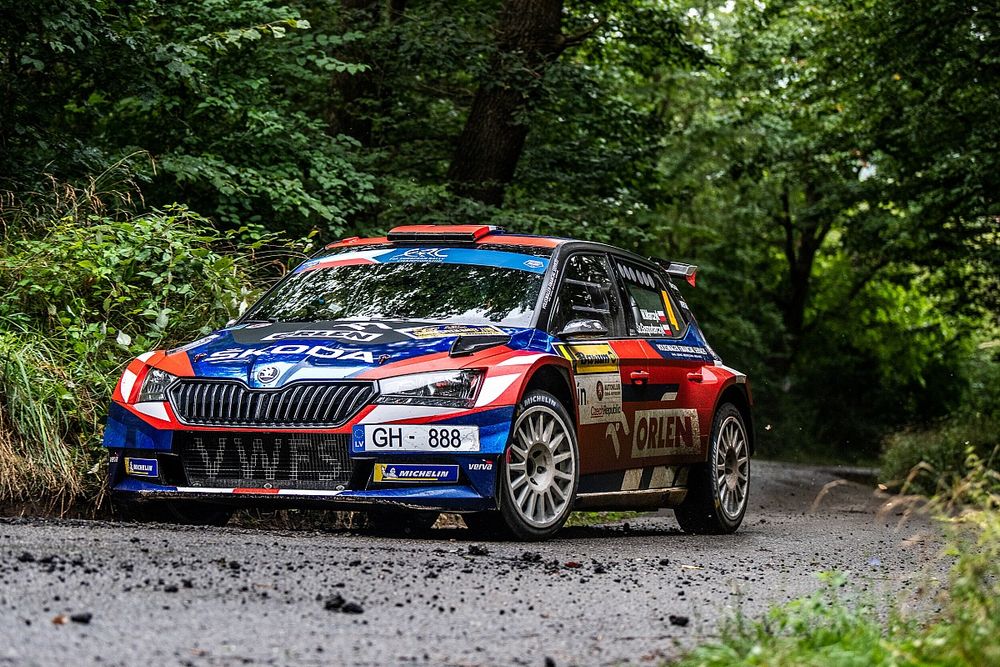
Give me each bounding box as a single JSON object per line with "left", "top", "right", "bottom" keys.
{"left": 676, "top": 450, "right": 1000, "bottom": 667}
{"left": 0, "top": 176, "right": 307, "bottom": 512}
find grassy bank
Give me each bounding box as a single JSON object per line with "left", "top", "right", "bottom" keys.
{"left": 0, "top": 187, "right": 299, "bottom": 512}
{"left": 675, "top": 452, "right": 1000, "bottom": 667}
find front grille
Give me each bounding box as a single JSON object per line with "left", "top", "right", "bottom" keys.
{"left": 168, "top": 380, "right": 374, "bottom": 427}
{"left": 175, "top": 431, "right": 353, "bottom": 489}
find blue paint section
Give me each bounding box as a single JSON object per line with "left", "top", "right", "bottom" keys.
{"left": 102, "top": 403, "right": 174, "bottom": 451}
{"left": 183, "top": 324, "right": 542, "bottom": 386}
{"left": 645, "top": 326, "right": 716, "bottom": 362}
{"left": 111, "top": 477, "right": 494, "bottom": 511}
{"left": 297, "top": 247, "right": 550, "bottom": 274}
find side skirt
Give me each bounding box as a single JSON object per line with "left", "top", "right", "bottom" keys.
{"left": 574, "top": 487, "right": 687, "bottom": 511}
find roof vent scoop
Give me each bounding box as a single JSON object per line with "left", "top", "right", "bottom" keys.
{"left": 449, "top": 334, "right": 511, "bottom": 357}
{"left": 386, "top": 225, "right": 503, "bottom": 243}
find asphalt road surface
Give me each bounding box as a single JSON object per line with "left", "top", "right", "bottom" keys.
{"left": 0, "top": 461, "right": 946, "bottom": 667}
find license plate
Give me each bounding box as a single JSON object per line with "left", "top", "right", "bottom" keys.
{"left": 354, "top": 425, "right": 480, "bottom": 452}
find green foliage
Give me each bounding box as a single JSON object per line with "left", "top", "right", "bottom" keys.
{"left": 0, "top": 197, "right": 298, "bottom": 504}
{"left": 0, "top": 0, "right": 375, "bottom": 234}
{"left": 678, "top": 457, "right": 1000, "bottom": 667}
{"left": 879, "top": 343, "right": 1000, "bottom": 494}
{"left": 0, "top": 0, "right": 996, "bottom": 478}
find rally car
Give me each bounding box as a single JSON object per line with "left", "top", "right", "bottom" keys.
{"left": 105, "top": 225, "right": 752, "bottom": 540}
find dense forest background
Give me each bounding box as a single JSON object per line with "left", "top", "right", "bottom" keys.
{"left": 0, "top": 0, "right": 997, "bottom": 506}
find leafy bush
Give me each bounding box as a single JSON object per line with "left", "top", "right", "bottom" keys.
{"left": 0, "top": 203, "right": 299, "bottom": 508}
{"left": 879, "top": 347, "right": 1000, "bottom": 495}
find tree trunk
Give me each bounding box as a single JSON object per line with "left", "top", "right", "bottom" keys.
{"left": 777, "top": 184, "right": 830, "bottom": 365}
{"left": 446, "top": 0, "right": 568, "bottom": 206}
{"left": 326, "top": 0, "right": 407, "bottom": 146}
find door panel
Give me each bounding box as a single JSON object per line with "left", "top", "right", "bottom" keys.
{"left": 612, "top": 260, "right": 711, "bottom": 465}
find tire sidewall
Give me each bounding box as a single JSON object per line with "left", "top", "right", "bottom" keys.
{"left": 707, "top": 403, "right": 749, "bottom": 531}
{"left": 497, "top": 389, "right": 579, "bottom": 540}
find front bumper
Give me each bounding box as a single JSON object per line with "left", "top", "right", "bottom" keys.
{"left": 103, "top": 402, "right": 514, "bottom": 512}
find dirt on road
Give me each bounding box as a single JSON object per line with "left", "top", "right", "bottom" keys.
{"left": 0, "top": 461, "right": 946, "bottom": 666}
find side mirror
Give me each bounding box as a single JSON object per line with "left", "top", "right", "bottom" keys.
{"left": 557, "top": 318, "right": 609, "bottom": 339}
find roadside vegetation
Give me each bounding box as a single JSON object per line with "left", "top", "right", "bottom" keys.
{"left": 0, "top": 171, "right": 302, "bottom": 510}
{"left": 0, "top": 2, "right": 996, "bottom": 511}
{"left": 677, "top": 451, "right": 1000, "bottom": 667}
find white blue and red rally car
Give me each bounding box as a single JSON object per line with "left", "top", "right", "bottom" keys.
{"left": 105, "top": 225, "right": 753, "bottom": 539}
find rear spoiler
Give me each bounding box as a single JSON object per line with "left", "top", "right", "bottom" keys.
{"left": 651, "top": 259, "right": 698, "bottom": 287}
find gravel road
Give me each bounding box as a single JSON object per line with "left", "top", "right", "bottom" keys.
{"left": 0, "top": 461, "right": 945, "bottom": 667}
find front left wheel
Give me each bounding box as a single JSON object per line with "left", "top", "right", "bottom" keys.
{"left": 494, "top": 390, "right": 579, "bottom": 541}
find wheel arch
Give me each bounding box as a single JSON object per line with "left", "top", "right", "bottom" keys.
{"left": 714, "top": 383, "right": 755, "bottom": 456}
{"left": 519, "top": 363, "right": 576, "bottom": 424}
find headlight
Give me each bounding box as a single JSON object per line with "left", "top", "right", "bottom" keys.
{"left": 376, "top": 370, "right": 484, "bottom": 407}
{"left": 136, "top": 368, "right": 177, "bottom": 403}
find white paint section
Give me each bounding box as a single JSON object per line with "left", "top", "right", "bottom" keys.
{"left": 649, "top": 466, "right": 673, "bottom": 489}
{"left": 714, "top": 363, "right": 747, "bottom": 383}
{"left": 660, "top": 391, "right": 678, "bottom": 402}
{"left": 120, "top": 369, "right": 138, "bottom": 402}
{"left": 621, "top": 468, "right": 643, "bottom": 491}
{"left": 137, "top": 351, "right": 154, "bottom": 363}
{"left": 475, "top": 374, "right": 519, "bottom": 407}
{"left": 497, "top": 353, "right": 548, "bottom": 367}
{"left": 358, "top": 405, "right": 465, "bottom": 424}
{"left": 134, "top": 401, "right": 169, "bottom": 422}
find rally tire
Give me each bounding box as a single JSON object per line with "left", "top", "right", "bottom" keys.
{"left": 496, "top": 390, "right": 579, "bottom": 541}
{"left": 113, "top": 499, "right": 233, "bottom": 527}
{"left": 674, "top": 403, "right": 750, "bottom": 534}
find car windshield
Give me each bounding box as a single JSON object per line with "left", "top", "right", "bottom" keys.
{"left": 245, "top": 253, "right": 544, "bottom": 327}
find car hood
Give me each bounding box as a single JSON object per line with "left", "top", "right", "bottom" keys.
{"left": 171, "top": 320, "right": 537, "bottom": 387}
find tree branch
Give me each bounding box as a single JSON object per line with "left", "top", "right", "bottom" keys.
{"left": 557, "top": 18, "right": 604, "bottom": 53}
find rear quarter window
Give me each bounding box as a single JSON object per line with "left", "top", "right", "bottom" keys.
{"left": 614, "top": 260, "right": 688, "bottom": 339}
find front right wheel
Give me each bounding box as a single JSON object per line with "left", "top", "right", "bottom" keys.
{"left": 491, "top": 390, "right": 579, "bottom": 541}
{"left": 674, "top": 402, "right": 750, "bottom": 534}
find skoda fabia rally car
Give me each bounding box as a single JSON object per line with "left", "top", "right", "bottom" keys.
{"left": 105, "top": 225, "right": 752, "bottom": 540}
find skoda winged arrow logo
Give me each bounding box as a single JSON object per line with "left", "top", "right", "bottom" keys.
{"left": 256, "top": 366, "right": 279, "bottom": 384}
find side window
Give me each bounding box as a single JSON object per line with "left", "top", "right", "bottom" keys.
{"left": 615, "top": 261, "right": 687, "bottom": 339}
{"left": 549, "top": 254, "right": 624, "bottom": 336}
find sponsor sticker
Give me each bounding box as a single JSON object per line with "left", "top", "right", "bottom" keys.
{"left": 125, "top": 457, "right": 158, "bottom": 477}
{"left": 575, "top": 372, "right": 624, "bottom": 425}
{"left": 630, "top": 409, "right": 700, "bottom": 458}
{"left": 555, "top": 342, "right": 620, "bottom": 374}
{"left": 653, "top": 343, "right": 709, "bottom": 360}
{"left": 353, "top": 425, "right": 480, "bottom": 452}
{"left": 400, "top": 324, "right": 506, "bottom": 340}
{"left": 390, "top": 247, "right": 449, "bottom": 262}
{"left": 467, "top": 459, "right": 494, "bottom": 472}
{"left": 374, "top": 464, "right": 459, "bottom": 483}
{"left": 262, "top": 325, "right": 388, "bottom": 343}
